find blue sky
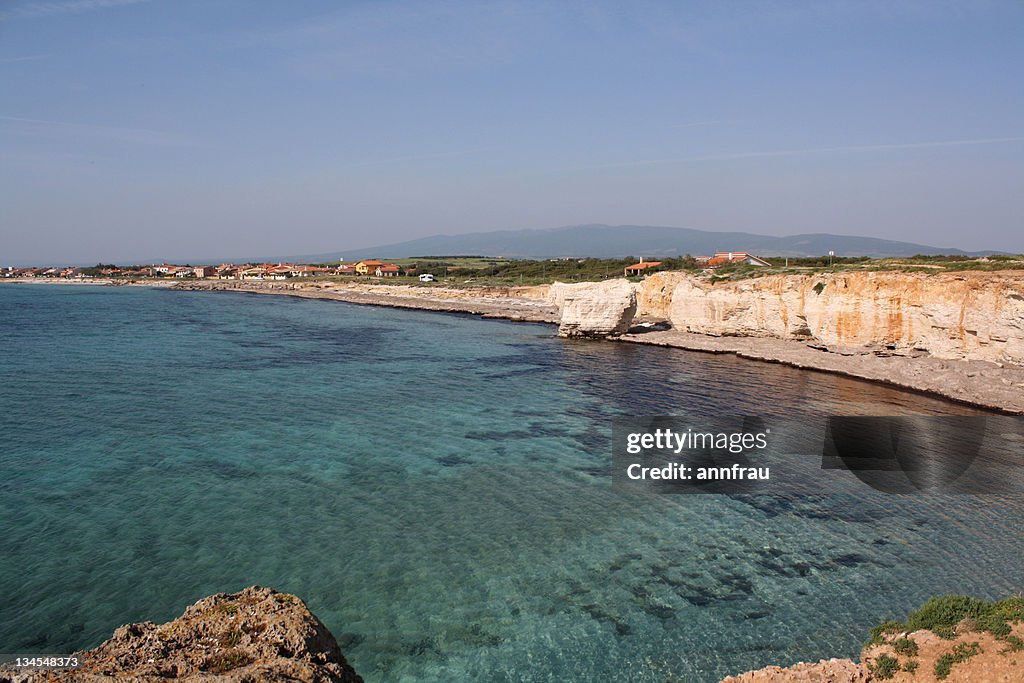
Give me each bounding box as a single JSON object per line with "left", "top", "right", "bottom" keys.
{"left": 2, "top": 0, "right": 1023, "bottom": 263}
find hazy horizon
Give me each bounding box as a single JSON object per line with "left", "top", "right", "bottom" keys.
{"left": 3, "top": 0, "right": 1023, "bottom": 263}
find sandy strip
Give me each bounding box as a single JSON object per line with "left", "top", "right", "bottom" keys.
{"left": 173, "top": 280, "right": 561, "bottom": 323}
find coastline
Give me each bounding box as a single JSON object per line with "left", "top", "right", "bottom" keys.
{"left": 171, "top": 278, "right": 561, "bottom": 323}
{"left": 173, "top": 279, "right": 1024, "bottom": 414}
{"left": 6, "top": 277, "right": 1022, "bottom": 413}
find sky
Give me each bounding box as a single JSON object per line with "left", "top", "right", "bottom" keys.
{"left": 1, "top": 0, "right": 1023, "bottom": 264}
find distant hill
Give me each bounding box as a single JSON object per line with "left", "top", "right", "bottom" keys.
{"left": 296, "top": 224, "right": 998, "bottom": 261}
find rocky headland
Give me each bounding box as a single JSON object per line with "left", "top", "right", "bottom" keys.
{"left": 723, "top": 594, "right": 1024, "bottom": 682}
{"left": 170, "top": 270, "right": 1024, "bottom": 413}
{"left": 0, "top": 587, "right": 362, "bottom": 682}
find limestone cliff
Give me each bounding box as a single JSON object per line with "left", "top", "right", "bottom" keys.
{"left": 1, "top": 587, "right": 363, "bottom": 682}
{"left": 635, "top": 271, "right": 1024, "bottom": 365}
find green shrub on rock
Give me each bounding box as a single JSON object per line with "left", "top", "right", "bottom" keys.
{"left": 869, "top": 653, "right": 900, "bottom": 680}
{"left": 934, "top": 642, "right": 982, "bottom": 680}
{"left": 868, "top": 620, "right": 905, "bottom": 646}
{"left": 905, "top": 595, "right": 987, "bottom": 632}
{"left": 892, "top": 637, "right": 919, "bottom": 657}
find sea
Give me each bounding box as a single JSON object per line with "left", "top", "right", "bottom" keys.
{"left": 1, "top": 284, "right": 1022, "bottom": 682}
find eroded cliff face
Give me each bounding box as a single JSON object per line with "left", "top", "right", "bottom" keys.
{"left": 550, "top": 279, "right": 638, "bottom": 338}
{"left": 632, "top": 270, "right": 1024, "bottom": 365}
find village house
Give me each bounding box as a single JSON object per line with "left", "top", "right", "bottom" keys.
{"left": 355, "top": 260, "right": 386, "bottom": 275}
{"left": 173, "top": 266, "right": 215, "bottom": 278}
{"left": 624, "top": 258, "right": 664, "bottom": 276}
{"left": 289, "top": 265, "right": 332, "bottom": 277}
{"left": 239, "top": 266, "right": 268, "bottom": 280}
{"left": 375, "top": 264, "right": 400, "bottom": 277}
{"left": 336, "top": 264, "right": 357, "bottom": 275}
{"left": 265, "top": 264, "right": 294, "bottom": 280}
{"left": 216, "top": 264, "right": 239, "bottom": 279}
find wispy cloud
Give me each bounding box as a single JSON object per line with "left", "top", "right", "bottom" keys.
{"left": 560, "top": 136, "right": 1024, "bottom": 172}
{"left": 0, "top": 114, "right": 188, "bottom": 146}
{"left": 667, "top": 120, "right": 736, "bottom": 129}
{"left": 0, "top": 0, "right": 151, "bottom": 21}
{"left": 0, "top": 54, "right": 51, "bottom": 63}
{"left": 342, "top": 147, "right": 495, "bottom": 169}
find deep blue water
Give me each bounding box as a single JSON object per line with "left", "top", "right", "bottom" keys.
{"left": 1, "top": 284, "right": 1021, "bottom": 682}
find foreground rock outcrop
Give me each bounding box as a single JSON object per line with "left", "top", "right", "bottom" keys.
{"left": 721, "top": 658, "right": 870, "bottom": 682}
{"left": 723, "top": 595, "right": 1024, "bottom": 682}
{"left": 1, "top": 587, "right": 362, "bottom": 682}
{"left": 722, "top": 624, "right": 1024, "bottom": 682}
{"left": 551, "top": 279, "right": 638, "bottom": 337}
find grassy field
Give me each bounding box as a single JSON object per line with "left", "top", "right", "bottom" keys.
{"left": 75, "top": 253, "right": 1024, "bottom": 287}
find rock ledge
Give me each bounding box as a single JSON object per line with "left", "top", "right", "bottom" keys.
{"left": 2, "top": 586, "right": 363, "bottom": 682}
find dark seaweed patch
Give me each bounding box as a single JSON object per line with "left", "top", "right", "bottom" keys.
{"left": 435, "top": 454, "right": 471, "bottom": 467}
{"left": 580, "top": 604, "right": 632, "bottom": 636}
{"left": 833, "top": 552, "right": 869, "bottom": 567}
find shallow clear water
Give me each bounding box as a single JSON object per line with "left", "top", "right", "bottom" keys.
{"left": 1, "top": 284, "right": 1021, "bottom": 682}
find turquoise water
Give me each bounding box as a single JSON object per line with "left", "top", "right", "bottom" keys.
{"left": 1, "top": 284, "right": 1021, "bottom": 682}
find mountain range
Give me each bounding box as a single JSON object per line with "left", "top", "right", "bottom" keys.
{"left": 290, "top": 224, "right": 1000, "bottom": 261}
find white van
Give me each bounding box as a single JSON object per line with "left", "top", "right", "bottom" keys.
{"left": 419, "top": 274, "right": 435, "bottom": 282}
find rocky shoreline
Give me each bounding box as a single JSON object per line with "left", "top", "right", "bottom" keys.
{"left": 6, "top": 274, "right": 1022, "bottom": 413}
{"left": 170, "top": 277, "right": 1024, "bottom": 414}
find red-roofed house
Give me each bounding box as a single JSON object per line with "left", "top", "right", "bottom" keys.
{"left": 624, "top": 258, "right": 664, "bottom": 276}
{"left": 375, "top": 264, "right": 400, "bottom": 277}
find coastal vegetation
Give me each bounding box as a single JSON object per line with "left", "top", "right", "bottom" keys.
{"left": 862, "top": 594, "right": 1024, "bottom": 680}
{"left": 349, "top": 253, "right": 1024, "bottom": 285}
{"left": 870, "top": 594, "right": 1024, "bottom": 644}
{"left": 8, "top": 253, "right": 1024, "bottom": 288}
